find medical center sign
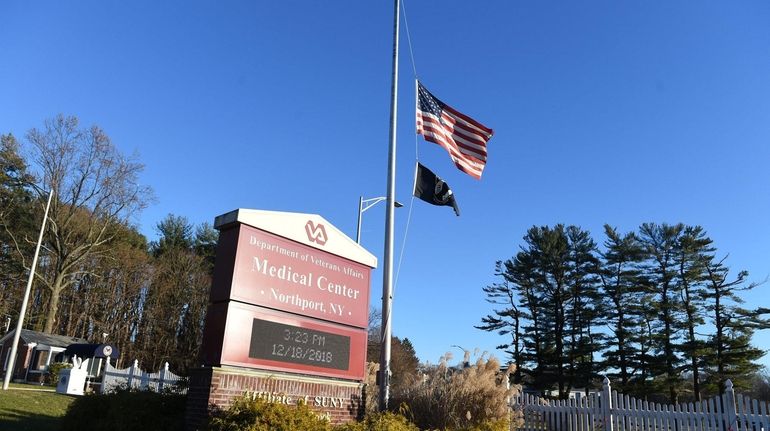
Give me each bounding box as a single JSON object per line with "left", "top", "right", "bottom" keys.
{"left": 227, "top": 225, "right": 369, "bottom": 327}
{"left": 202, "top": 209, "right": 376, "bottom": 380}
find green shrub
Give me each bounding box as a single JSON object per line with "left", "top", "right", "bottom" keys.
{"left": 333, "top": 411, "right": 418, "bottom": 431}
{"left": 206, "top": 395, "right": 332, "bottom": 431}
{"left": 46, "top": 362, "right": 72, "bottom": 386}
{"left": 61, "top": 389, "right": 186, "bottom": 431}
{"left": 451, "top": 418, "right": 511, "bottom": 431}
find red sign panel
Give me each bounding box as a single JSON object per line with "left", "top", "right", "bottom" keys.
{"left": 219, "top": 302, "right": 367, "bottom": 380}
{"left": 217, "top": 224, "right": 371, "bottom": 328}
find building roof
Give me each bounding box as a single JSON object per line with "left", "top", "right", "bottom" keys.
{"left": 0, "top": 328, "right": 86, "bottom": 348}
{"left": 65, "top": 343, "right": 120, "bottom": 359}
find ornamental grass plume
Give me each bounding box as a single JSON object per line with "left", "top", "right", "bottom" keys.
{"left": 364, "top": 361, "right": 380, "bottom": 414}
{"left": 390, "top": 350, "right": 521, "bottom": 431}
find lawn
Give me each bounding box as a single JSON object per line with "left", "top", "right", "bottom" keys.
{"left": 0, "top": 386, "right": 74, "bottom": 431}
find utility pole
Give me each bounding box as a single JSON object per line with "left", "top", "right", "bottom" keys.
{"left": 3, "top": 190, "right": 53, "bottom": 390}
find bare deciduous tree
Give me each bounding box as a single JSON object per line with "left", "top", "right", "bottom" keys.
{"left": 23, "top": 114, "right": 152, "bottom": 333}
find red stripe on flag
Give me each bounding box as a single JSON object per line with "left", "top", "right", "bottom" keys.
{"left": 416, "top": 82, "right": 493, "bottom": 179}
{"left": 441, "top": 112, "right": 492, "bottom": 144}
{"left": 419, "top": 114, "right": 487, "bottom": 162}
{"left": 445, "top": 105, "right": 493, "bottom": 135}
{"left": 418, "top": 121, "right": 487, "bottom": 164}
{"left": 417, "top": 121, "right": 484, "bottom": 179}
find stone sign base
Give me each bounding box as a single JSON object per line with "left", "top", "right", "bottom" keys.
{"left": 185, "top": 365, "right": 365, "bottom": 430}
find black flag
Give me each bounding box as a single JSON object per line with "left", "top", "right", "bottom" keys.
{"left": 413, "top": 163, "right": 460, "bottom": 216}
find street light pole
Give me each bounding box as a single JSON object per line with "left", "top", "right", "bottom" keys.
{"left": 356, "top": 196, "right": 364, "bottom": 244}
{"left": 356, "top": 196, "right": 402, "bottom": 245}
{"left": 3, "top": 190, "right": 53, "bottom": 390}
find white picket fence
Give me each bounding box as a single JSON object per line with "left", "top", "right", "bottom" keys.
{"left": 101, "top": 360, "right": 187, "bottom": 394}
{"left": 514, "top": 378, "right": 770, "bottom": 431}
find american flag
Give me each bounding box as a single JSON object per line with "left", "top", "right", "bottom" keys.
{"left": 416, "top": 81, "right": 493, "bottom": 179}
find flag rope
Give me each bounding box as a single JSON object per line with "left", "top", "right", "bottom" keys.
{"left": 402, "top": 0, "right": 420, "bottom": 165}
{"left": 392, "top": 193, "right": 415, "bottom": 300}
{"left": 401, "top": 0, "right": 419, "bottom": 80}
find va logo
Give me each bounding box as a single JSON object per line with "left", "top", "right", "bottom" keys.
{"left": 305, "top": 221, "right": 328, "bottom": 246}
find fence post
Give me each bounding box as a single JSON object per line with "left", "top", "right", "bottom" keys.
{"left": 602, "top": 377, "right": 614, "bottom": 431}
{"left": 100, "top": 358, "right": 108, "bottom": 394}
{"left": 127, "top": 359, "right": 138, "bottom": 388}
{"left": 159, "top": 362, "right": 169, "bottom": 392}
{"left": 723, "top": 380, "right": 737, "bottom": 431}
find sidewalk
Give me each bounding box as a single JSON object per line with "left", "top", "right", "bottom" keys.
{"left": 10, "top": 387, "right": 56, "bottom": 392}
{"left": 5, "top": 383, "right": 56, "bottom": 392}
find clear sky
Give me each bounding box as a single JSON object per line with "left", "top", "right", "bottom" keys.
{"left": 1, "top": 1, "right": 769, "bottom": 368}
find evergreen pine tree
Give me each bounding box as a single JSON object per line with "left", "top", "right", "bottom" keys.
{"left": 638, "top": 222, "right": 686, "bottom": 403}
{"left": 675, "top": 225, "right": 711, "bottom": 401}
{"left": 702, "top": 256, "right": 769, "bottom": 393}
{"left": 564, "top": 226, "right": 602, "bottom": 393}
{"left": 598, "top": 225, "right": 645, "bottom": 393}
{"left": 477, "top": 260, "right": 524, "bottom": 383}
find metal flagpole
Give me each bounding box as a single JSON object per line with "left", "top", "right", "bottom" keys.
{"left": 379, "top": 0, "right": 400, "bottom": 412}
{"left": 3, "top": 190, "right": 53, "bottom": 390}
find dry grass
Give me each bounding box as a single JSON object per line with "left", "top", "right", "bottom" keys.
{"left": 364, "top": 361, "right": 380, "bottom": 414}
{"left": 389, "top": 351, "right": 521, "bottom": 430}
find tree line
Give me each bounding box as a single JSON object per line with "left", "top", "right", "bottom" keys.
{"left": 1, "top": 115, "right": 214, "bottom": 373}
{"left": 478, "top": 224, "right": 770, "bottom": 403}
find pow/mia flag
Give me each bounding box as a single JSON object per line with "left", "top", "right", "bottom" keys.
{"left": 413, "top": 162, "right": 460, "bottom": 216}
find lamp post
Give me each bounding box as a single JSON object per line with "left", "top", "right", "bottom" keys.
{"left": 356, "top": 196, "right": 402, "bottom": 244}
{"left": 357, "top": 194, "right": 401, "bottom": 411}
{"left": 3, "top": 189, "right": 53, "bottom": 390}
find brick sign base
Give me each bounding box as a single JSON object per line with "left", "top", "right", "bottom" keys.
{"left": 186, "top": 365, "right": 365, "bottom": 430}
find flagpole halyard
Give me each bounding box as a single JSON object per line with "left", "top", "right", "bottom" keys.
{"left": 379, "top": 0, "right": 401, "bottom": 412}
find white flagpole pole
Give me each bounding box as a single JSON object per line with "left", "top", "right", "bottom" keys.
{"left": 3, "top": 189, "right": 53, "bottom": 390}
{"left": 379, "top": 0, "right": 400, "bottom": 411}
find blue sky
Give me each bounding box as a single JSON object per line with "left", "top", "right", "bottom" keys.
{"left": 1, "top": 1, "right": 769, "bottom": 368}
